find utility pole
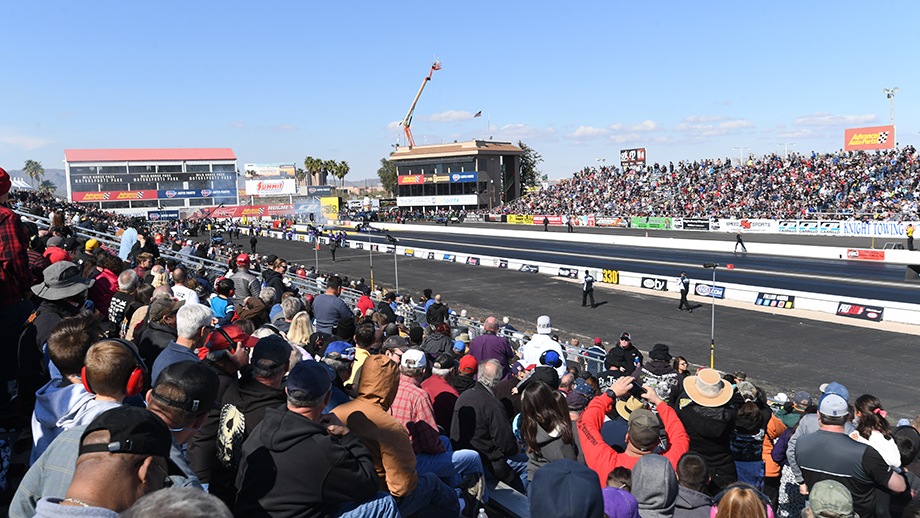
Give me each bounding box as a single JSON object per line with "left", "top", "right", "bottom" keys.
{"left": 732, "top": 146, "right": 748, "bottom": 166}
{"left": 777, "top": 143, "right": 796, "bottom": 160}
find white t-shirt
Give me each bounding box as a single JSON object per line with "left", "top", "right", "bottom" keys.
{"left": 172, "top": 284, "right": 200, "bottom": 306}
{"left": 520, "top": 334, "right": 567, "bottom": 376}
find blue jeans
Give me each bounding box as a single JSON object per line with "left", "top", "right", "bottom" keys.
{"left": 417, "top": 437, "right": 485, "bottom": 483}
{"left": 397, "top": 472, "right": 460, "bottom": 518}
{"left": 484, "top": 452, "right": 529, "bottom": 494}
{"left": 337, "top": 491, "right": 400, "bottom": 517}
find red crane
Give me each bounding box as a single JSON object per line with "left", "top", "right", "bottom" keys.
{"left": 399, "top": 60, "right": 441, "bottom": 148}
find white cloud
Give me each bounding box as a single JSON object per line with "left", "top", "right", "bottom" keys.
{"left": 793, "top": 113, "right": 877, "bottom": 127}
{"left": 419, "top": 110, "right": 478, "bottom": 122}
{"left": 228, "top": 121, "right": 246, "bottom": 129}
{"left": 495, "top": 124, "right": 556, "bottom": 141}
{"left": 684, "top": 115, "right": 726, "bottom": 123}
{"left": 675, "top": 116, "right": 754, "bottom": 137}
{"left": 271, "top": 124, "right": 300, "bottom": 132}
{"left": 630, "top": 120, "right": 658, "bottom": 132}
{"left": 571, "top": 126, "right": 608, "bottom": 138}
{"left": 0, "top": 131, "right": 52, "bottom": 150}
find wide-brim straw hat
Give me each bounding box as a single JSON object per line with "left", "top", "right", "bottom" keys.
{"left": 683, "top": 368, "right": 733, "bottom": 407}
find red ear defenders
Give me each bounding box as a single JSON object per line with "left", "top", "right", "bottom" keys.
{"left": 81, "top": 338, "right": 148, "bottom": 397}
{"left": 206, "top": 326, "right": 239, "bottom": 354}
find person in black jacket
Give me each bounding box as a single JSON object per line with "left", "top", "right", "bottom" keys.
{"left": 425, "top": 294, "right": 449, "bottom": 325}
{"left": 235, "top": 360, "right": 397, "bottom": 517}
{"left": 375, "top": 292, "right": 397, "bottom": 324}
{"left": 262, "top": 257, "right": 294, "bottom": 306}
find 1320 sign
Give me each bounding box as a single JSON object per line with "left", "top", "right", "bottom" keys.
{"left": 602, "top": 269, "right": 619, "bottom": 284}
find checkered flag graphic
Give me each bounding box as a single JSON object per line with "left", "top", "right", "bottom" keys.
{"left": 102, "top": 193, "right": 111, "bottom": 200}
{"left": 135, "top": 192, "right": 144, "bottom": 199}
{"left": 878, "top": 131, "right": 889, "bottom": 144}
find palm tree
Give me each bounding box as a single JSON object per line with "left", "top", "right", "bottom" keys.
{"left": 304, "top": 156, "right": 322, "bottom": 185}
{"left": 322, "top": 159, "right": 337, "bottom": 187}
{"left": 23, "top": 159, "right": 45, "bottom": 189}
{"left": 38, "top": 180, "right": 57, "bottom": 194}
{"left": 335, "top": 160, "right": 350, "bottom": 188}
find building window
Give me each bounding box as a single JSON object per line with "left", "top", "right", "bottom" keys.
{"left": 158, "top": 165, "right": 182, "bottom": 173}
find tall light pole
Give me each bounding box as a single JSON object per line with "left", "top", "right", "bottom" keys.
{"left": 367, "top": 226, "right": 374, "bottom": 291}
{"left": 777, "top": 143, "right": 796, "bottom": 160}
{"left": 386, "top": 234, "right": 399, "bottom": 293}
{"left": 884, "top": 87, "right": 899, "bottom": 126}
{"left": 732, "top": 146, "right": 748, "bottom": 167}
{"left": 703, "top": 262, "right": 719, "bottom": 368}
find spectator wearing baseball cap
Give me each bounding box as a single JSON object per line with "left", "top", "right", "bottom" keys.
{"left": 135, "top": 297, "right": 184, "bottom": 370}
{"left": 236, "top": 360, "right": 398, "bottom": 517}
{"left": 31, "top": 406, "right": 179, "bottom": 515}
{"left": 228, "top": 253, "right": 261, "bottom": 307}
{"left": 452, "top": 354, "right": 479, "bottom": 394}
{"left": 639, "top": 343, "right": 679, "bottom": 404}
{"left": 777, "top": 390, "right": 812, "bottom": 428}
{"left": 322, "top": 341, "right": 356, "bottom": 413}
{"left": 187, "top": 324, "right": 257, "bottom": 485}
{"left": 795, "top": 392, "right": 907, "bottom": 518}
{"left": 421, "top": 353, "right": 460, "bottom": 433}
{"left": 334, "top": 355, "right": 460, "bottom": 516}
{"left": 529, "top": 460, "right": 605, "bottom": 518}
{"left": 207, "top": 335, "right": 292, "bottom": 506}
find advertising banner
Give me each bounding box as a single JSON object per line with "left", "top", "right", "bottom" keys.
{"left": 397, "top": 174, "right": 425, "bottom": 185}
{"left": 320, "top": 197, "right": 340, "bottom": 220}
{"left": 557, "top": 267, "right": 579, "bottom": 279}
{"left": 846, "top": 249, "right": 886, "bottom": 261}
{"left": 245, "top": 179, "right": 296, "bottom": 196}
{"left": 519, "top": 264, "right": 540, "bottom": 273}
{"left": 712, "top": 219, "right": 778, "bottom": 234}
{"left": 574, "top": 215, "right": 595, "bottom": 227}
{"left": 840, "top": 220, "right": 913, "bottom": 238}
{"left": 449, "top": 172, "right": 477, "bottom": 183}
{"left": 507, "top": 215, "right": 534, "bottom": 225}
{"left": 533, "top": 215, "right": 564, "bottom": 225}
{"left": 836, "top": 302, "right": 884, "bottom": 322}
{"left": 485, "top": 214, "right": 505, "bottom": 223}
{"left": 755, "top": 293, "right": 795, "bottom": 309}
{"left": 493, "top": 258, "right": 508, "bottom": 269}
{"left": 294, "top": 200, "right": 321, "bottom": 214}
{"left": 147, "top": 210, "right": 180, "bottom": 221}
{"left": 619, "top": 147, "right": 647, "bottom": 167}
{"left": 73, "top": 190, "right": 158, "bottom": 202}
{"left": 844, "top": 125, "right": 895, "bottom": 151}
{"left": 466, "top": 257, "right": 480, "bottom": 266}
{"left": 641, "top": 277, "right": 668, "bottom": 291}
{"left": 243, "top": 163, "right": 295, "bottom": 177}
{"left": 631, "top": 217, "right": 672, "bottom": 230}
{"left": 182, "top": 204, "right": 294, "bottom": 219}
{"left": 442, "top": 254, "right": 456, "bottom": 262}
{"left": 694, "top": 283, "right": 725, "bottom": 299}
{"left": 395, "top": 195, "right": 478, "bottom": 207}
{"left": 674, "top": 218, "right": 711, "bottom": 231}
{"left": 404, "top": 248, "right": 415, "bottom": 257}
{"left": 157, "top": 188, "right": 234, "bottom": 199}
{"left": 595, "top": 217, "right": 629, "bottom": 228}
{"left": 303, "top": 185, "right": 334, "bottom": 197}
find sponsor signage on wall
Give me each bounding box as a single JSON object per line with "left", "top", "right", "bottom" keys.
{"left": 245, "top": 179, "right": 296, "bottom": 196}
{"left": 755, "top": 293, "right": 795, "bottom": 309}
{"left": 631, "top": 217, "right": 671, "bottom": 229}
{"left": 147, "top": 210, "right": 180, "bottom": 221}
{"left": 675, "top": 218, "right": 711, "bottom": 231}
{"left": 557, "top": 268, "right": 579, "bottom": 278}
{"left": 519, "top": 264, "right": 540, "bottom": 273}
{"left": 619, "top": 147, "right": 647, "bottom": 167}
{"left": 836, "top": 302, "right": 884, "bottom": 322}
{"left": 449, "top": 172, "right": 477, "bottom": 183}
{"left": 397, "top": 174, "right": 425, "bottom": 185}
{"left": 181, "top": 204, "right": 294, "bottom": 219}
{"left": 493, "top": 258, "right": 508, "bottom": 269}
{"left": 396, "top": 195, "right": 478, "bottom": 207}
{"left": 73, "top": 190, "right": 159, "bottom": 202}
{"left": 694, "top": 283, "right": 725, "bottom": 299}
{"left": 466, "top": 257, "right": 480, "bottom": 266}
{"left": 304, "top": 185, "right": 334, "bottom": 197}
{"left": 243, "top": 163, "right": 295, "bottom": 177}
{"left": 158, "top": 188, "right": 234, "bottom": 199}
{"left": 641, "top": 277, "right": 668, "bottom": 291}
{"left": 847, "top": 249, "right": 886, "bottom": 261}
{"left": 844, "top": 125, "right": 895, "bottom": 151}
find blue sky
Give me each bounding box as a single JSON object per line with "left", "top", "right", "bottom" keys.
{"left": 2, "top": 2, "right": 918, "bottom": 181}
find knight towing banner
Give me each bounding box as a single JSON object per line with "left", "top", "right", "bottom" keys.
{"left": 836, "top": 302, "right": 884, "bottom": 322}
{"left": 840, "top": 220, "right": 915, "bottom": 238}
{"left": 73, "top": 190, "right": 158, "bottom": 202}
{"left": 245, "top": 179, "right": 296, "bottom": 196}
{"left": 844, "top": 125, "right": 895, "bottom": 151}
{"left": 755, "top": 292, "right": 795, "bottom": 309}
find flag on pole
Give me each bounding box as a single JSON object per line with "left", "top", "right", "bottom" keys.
{"left": 473, "top": 111, "right": 482, "bottom": 118}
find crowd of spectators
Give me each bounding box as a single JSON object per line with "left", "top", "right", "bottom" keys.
{"left": 3, "top": 164, "right": 920, "bottom": 518}
{"left": 506, "top": 147, "right": 920, "bottom": 221}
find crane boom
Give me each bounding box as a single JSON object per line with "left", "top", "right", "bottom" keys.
{"left": 400, "top": 60, "right": 441, "bottom": 148}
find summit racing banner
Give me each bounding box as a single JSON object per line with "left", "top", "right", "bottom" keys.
{"left": 844, "top": 125, "right": 895, "bottom": 151}
{"left": 73, "top": 190, "right": 158, "bottom": 202}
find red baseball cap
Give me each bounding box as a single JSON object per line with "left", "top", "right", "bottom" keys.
{"left": 236, "top": 253, "right": 251, "bottom": 265}
{"left": 459, "top": 355, "right": 479, "bottom": 375}
{"left": 198, "top": 324, "right": 258, "bottom": 359}
{"left": 593, "top": 337, "right": 603, "bottom": 346}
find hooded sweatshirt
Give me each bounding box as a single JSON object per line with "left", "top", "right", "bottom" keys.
{"left": 632, "top": 454, "right": 679, "bottom": 518}
{"left": 235, "top": 405, "right": 380, "bottom": 518}
{"left": 526, "top": 424, "right": 579, "bottom": 481}
{"left": 674, "top": 486, "right": 712, "bottom": 518}
{"left": 332, "top": 355, "right": 418, "bottom": 498}
{"left": 30, "top": 380, "right": 120, "bottom": 465}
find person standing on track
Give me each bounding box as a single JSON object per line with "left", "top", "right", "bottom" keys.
{"left": 329, "top": 236, "right": 338, "bottom": 262}
{"left": 543, "top": 216, "right": 549, "bottom": 232}
{"left": 250, "top": 235, "right": 258, "bottom": 254}
{"left": 907, "top": 223, "right": 914, "bottom": 251}
{"left": 734, "top": 232, "right": 747, "bottom": 253}
{"left": 567, "top": 216, "right": 574, "bottom": 233}
{"left": 678, "top": 271, "right": 692, "bottom": 313}
{"left": 582, "top": 270, "right": 595, "bottom": 308}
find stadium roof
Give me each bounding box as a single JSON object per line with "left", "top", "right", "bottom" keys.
{"left": 389, "top": 140, "right": 522, "bottom": 161}
{"left": 64, "top": 148, "right": 237, "bottom": 162}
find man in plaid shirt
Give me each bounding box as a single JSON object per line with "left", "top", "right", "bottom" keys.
{"left": 0, "top": 167, "right": 34, "bottom": 421}
{"left": 388, "top": 349, "right": 486, "bottom": 503}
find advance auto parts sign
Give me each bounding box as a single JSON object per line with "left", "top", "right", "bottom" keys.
{"left": 836, "top": 302, "right": 884, "bottom": 322}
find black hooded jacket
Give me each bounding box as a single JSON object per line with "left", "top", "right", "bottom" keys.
{"left": 234, "top": 405, "right": 380, "bottom": 518}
